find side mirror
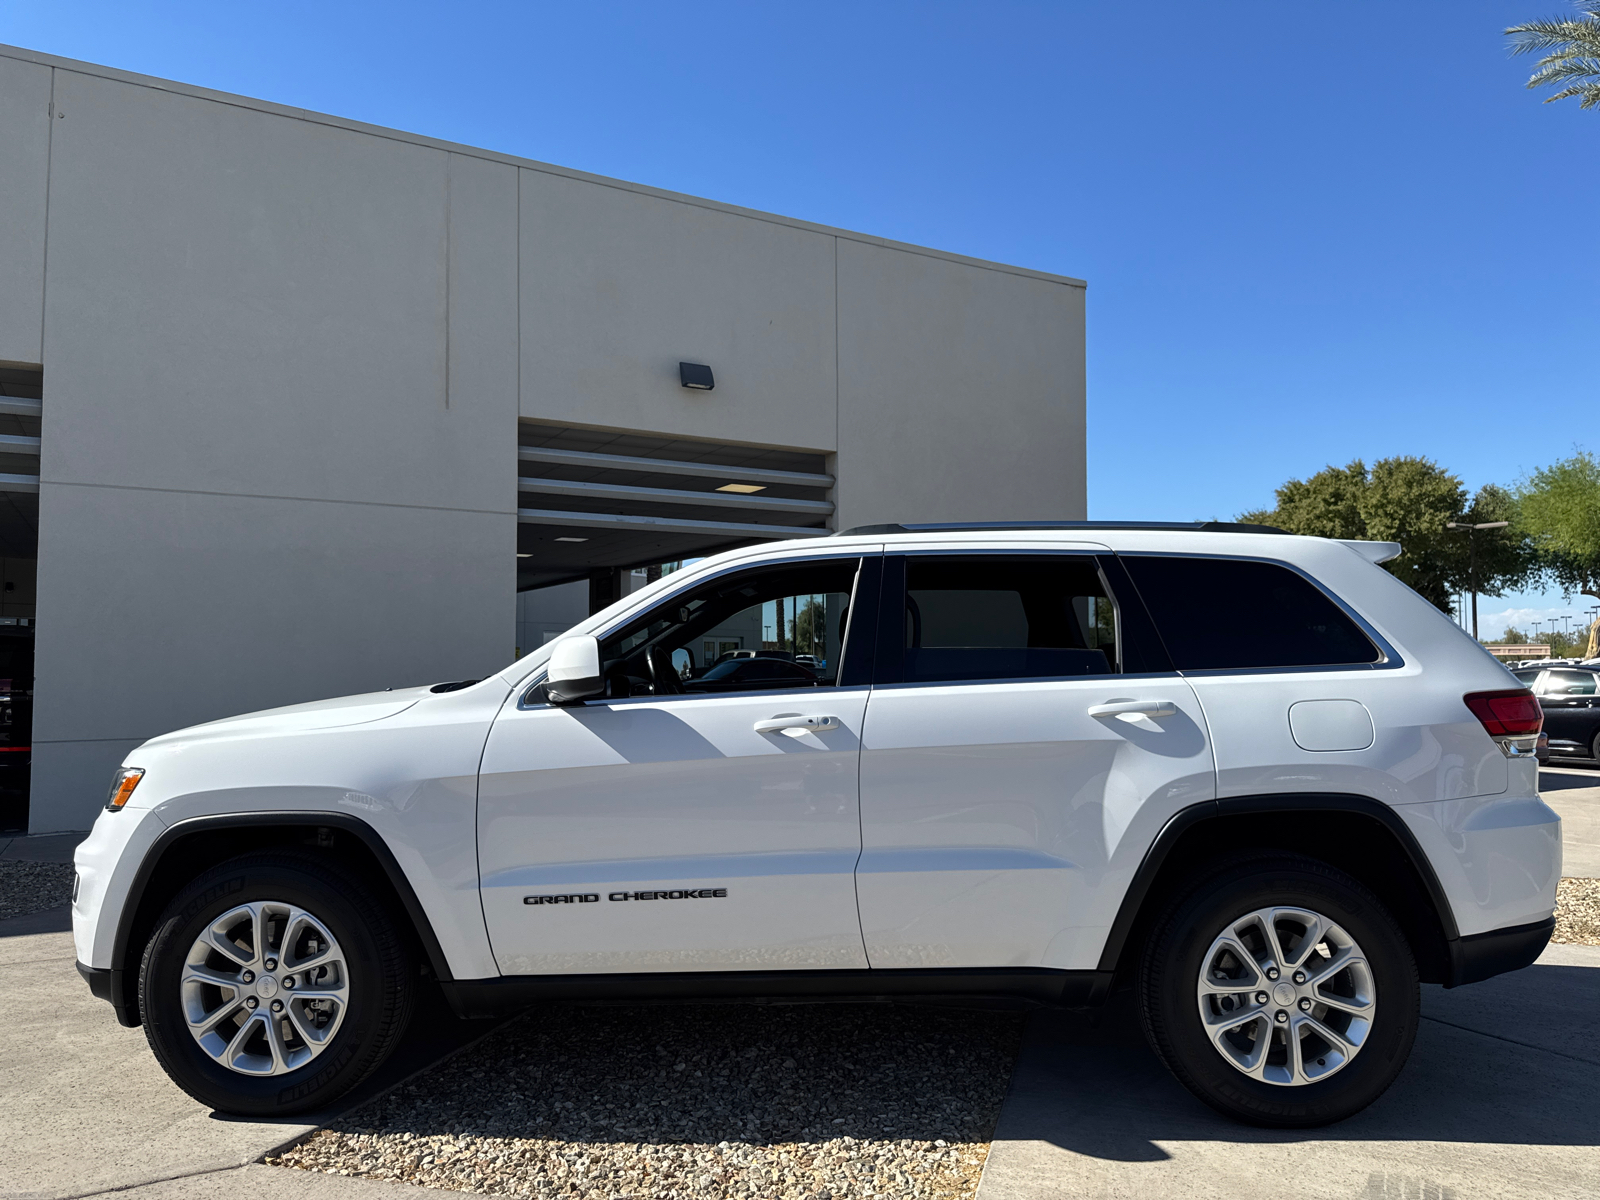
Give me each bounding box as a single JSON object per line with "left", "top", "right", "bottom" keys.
{"left": 545, "top": 635, "right": 604, "bottom": 705}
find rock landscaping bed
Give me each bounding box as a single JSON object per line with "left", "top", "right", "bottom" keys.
{"left": 1554, "top": 877, "right": 1600, "bottom": 945}
{"left": 0, "top": 859, "right": 75, "bottom": 921}
{"left": 269, "top": 1002, "right": 1023, "bottom": 1199}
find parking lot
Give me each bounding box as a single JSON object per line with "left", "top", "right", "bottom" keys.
{"left": 2, "top": 765, "right": 1597, "bottom": 1200}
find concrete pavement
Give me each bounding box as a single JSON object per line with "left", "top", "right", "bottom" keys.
{"left": 43, "top": 1164, "right": 428, "bottom": 1198}
{"left": 976, "top": 942, "right": 1600, "bottom": 1200}
{"left": 1540, "top": 765, "right": 1600, "bottom": 877}
{"left": 0, "top": 912, "right": 500, "bottom": 1199}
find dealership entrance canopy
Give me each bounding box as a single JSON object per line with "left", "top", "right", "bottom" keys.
{"left": 0, "top": 43, "right": 1087, "bottom": 832}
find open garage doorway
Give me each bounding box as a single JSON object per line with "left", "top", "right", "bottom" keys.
{"left": 514, "top": 422, "right": 835, "bottom": 658}
{"left": 0, "top": 365, "right": 41, "bottom": 834}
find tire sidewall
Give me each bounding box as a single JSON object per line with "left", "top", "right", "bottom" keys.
{"left": 1145, "top": 860, "right": 1418, "bottom": 1126}
{"left": 140, "top": 857, "right": 392, "bottom": 1115}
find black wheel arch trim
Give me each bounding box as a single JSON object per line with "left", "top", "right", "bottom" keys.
{"left": 104, "top": 811, "right": 455, "bottom": 1027}
{"left": 1094, "top": 792, "right": 1462, "bottom": 976}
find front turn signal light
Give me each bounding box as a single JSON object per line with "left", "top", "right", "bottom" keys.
{"left": 105, "top": 767, "right": 145, "bottom": 812}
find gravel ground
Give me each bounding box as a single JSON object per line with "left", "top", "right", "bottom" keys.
{"left": 270, "top": 1002, "right": 1023, "bottom": 1199}
{"left": 1554, "top": 876, "right": 1600, "bottom": 945}
{"left": 0, "top": 859, "right": 74, "bottom": 920}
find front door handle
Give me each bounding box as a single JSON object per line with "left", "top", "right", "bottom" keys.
{"left": 1088, "top": 699, "right": 1178, "bottom": 720}
{"left": 755, "top": 715, "right": 840, "bottom": 734}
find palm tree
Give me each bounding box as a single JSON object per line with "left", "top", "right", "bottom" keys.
{"left": 1507, "top": 1, "right": 1600, "bottom": 108}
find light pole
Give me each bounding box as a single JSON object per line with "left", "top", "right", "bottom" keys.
{"left": 1446, "top": 520, "right": 1509, "bottom": 642}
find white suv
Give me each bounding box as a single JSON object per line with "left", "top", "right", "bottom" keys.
{"left": 72, "top": 523, "right": 1560, "bottom": 1127}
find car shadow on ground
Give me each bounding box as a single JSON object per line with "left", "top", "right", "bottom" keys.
{"left": 204, "top": 977, "right": 515, "bottom": 1129}
{"left": 998, "top": 959, "right": 1600, "bottom": 1163}
{"left": 215, "top": 957, "right": 1600, "bottom": 1161}
{"left": 269, "top": 1000, "right": 1026, "bottom": 1148}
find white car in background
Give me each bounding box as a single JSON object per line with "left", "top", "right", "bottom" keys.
{"left": 72, "top": 522, "right": 1559, "bottom": 1127}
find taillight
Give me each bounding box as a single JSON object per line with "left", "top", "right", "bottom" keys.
{"left": 1463, "top": 689, "right": 1543, "bottom": 758}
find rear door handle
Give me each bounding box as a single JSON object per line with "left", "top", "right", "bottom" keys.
{"left": 755, "top": 715, "right": 840, "bottom": 734}
{"left": 1088, "top": 699, "right": 1178, "bottom": 720}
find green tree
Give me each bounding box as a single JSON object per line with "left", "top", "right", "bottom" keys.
{"left": 1358, "top": 457, "right": 1473, "bottom": 609}
{"left": 1497, "top": 627, "right": 1531, "bottom": 644}
{"left": 1243, "top": 457, "right": 1534, "bottom": 611}
{"left": 1254, "top": 461, "right": 1367, "bottom": 540}
{"left": 1507, "top": 1, "right": 1600, "bottom": 109}
{"left": 794, "top": 596, "right": 827, "bottom": 659}
{"left": 1546, "top": 628, "right": 1592, "bottom": 657}
{"left": 1516, "top": 451, "right": 1600, "bottom": 660}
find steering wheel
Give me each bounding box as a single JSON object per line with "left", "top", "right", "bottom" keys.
{"left": 644, "top": 644, "right": 686, "bottom": 695}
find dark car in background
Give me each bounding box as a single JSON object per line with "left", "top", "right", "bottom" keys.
{"left": 1514, "top": 666, "right": 1600, "bottom": 763}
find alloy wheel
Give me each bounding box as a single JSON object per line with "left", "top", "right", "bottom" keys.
{"left": 1195, "top": 905, "right": 1376, "bottom": 1086}
{"left": 179, "top": 900, "right": 350, "bottom": 1076}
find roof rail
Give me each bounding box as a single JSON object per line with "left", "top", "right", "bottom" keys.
{"left": 834, "top": 520, "right": 1289, "bottom": 536}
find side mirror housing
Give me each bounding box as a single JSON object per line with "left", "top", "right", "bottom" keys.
{"left": 545, "top": 635, "right": 604, "bottom": 705}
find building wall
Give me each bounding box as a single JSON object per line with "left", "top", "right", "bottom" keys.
{"left": 518, "top": 170, "right": 839, "bottom": 452}
{"left": 515, "top": 581, "right": 588, "bottom": 656}
{"left": 28, "top": 62, "right": 516, "bottom": 830}
{"left": 835, "top": 239, "right": 1087, "bottom": 529}
{"left": 2, "top": 43, "right": 1086, "bottom": 832}
{"left": 0, "top": 55, "right": 50, "bottom": 365}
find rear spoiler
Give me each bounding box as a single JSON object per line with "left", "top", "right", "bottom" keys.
{"left": 1340, "top": 540, "right": 1403, "bottom": 565}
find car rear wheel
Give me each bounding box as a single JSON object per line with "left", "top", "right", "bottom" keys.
{"left": 139, "top": 851, "right": 414, "bottom": 1116}
{"left": 1139, "top": 854, "right": 1418, "bottom": 1127}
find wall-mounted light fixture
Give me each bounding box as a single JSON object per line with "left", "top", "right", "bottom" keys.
{"left": 679, "top": 362, "right": 715, "bottom": 391}
{"left": 555, "top": 536, "right": 589, "bottom": 543}
{"left": 716, "top": 483, "right": 766, "bottom": 494}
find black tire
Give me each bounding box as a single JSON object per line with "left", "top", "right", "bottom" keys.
{"left": 1139, "top": 854, "right": 1418, "bottom": 1128}
{"left": 139, "top": 851, "right": 414, "bottom": 1116}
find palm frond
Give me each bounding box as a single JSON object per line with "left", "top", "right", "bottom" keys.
{"left": 1506, "top": 18, "right": 1600, "bottom": 55}
{"left": 1526, "top": 55, "right": 1600, "bottom": 81}
{"left": 1544, "top": 80, "right": 1600, "bottom": 106}
{"left": 1507, "top": 3, "right": 1600, "bottom": 106}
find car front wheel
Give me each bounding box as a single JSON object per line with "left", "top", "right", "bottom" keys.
{"left": 1139, "top": 854, "right": 1419, "bottom": 1127}
{"left": 139, "top": 851, "right": 414, "bottom": 1116}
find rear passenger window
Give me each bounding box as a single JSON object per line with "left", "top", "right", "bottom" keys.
{"left": 1540, "top": 670, "right": 1597, "bottom": 695}
{"left": 900, "top": 557, "right": 1118, "bottom": 682}
{"left": 1122, "top": 556, "right": 1380, "bottom": 671}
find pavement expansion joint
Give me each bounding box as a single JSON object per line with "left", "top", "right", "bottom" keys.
{"left": 1418, "top": 1013, "right": 1600, "bottom": 1068}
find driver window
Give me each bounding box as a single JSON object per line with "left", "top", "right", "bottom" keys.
{"left": 594, "top": 559, "right": 862, "bottom": 698}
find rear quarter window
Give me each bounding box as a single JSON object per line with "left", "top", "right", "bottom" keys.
{"left": 1122, "top": 555, "right": 1381, "bottom": 671}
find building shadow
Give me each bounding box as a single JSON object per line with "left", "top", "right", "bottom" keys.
{"left": 1540, "top": 766, "right": 1600, "bottom": 789}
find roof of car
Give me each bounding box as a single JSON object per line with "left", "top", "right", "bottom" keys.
{"left": 824, "top": 522, "right": 1403, "bottom": 566}
{"left": 835, "top": 520, "right": 1287, "bottom": 536}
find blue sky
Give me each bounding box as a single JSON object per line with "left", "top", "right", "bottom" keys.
{"left": 2, "top": 1, "right": 1594, "bottom": 635}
